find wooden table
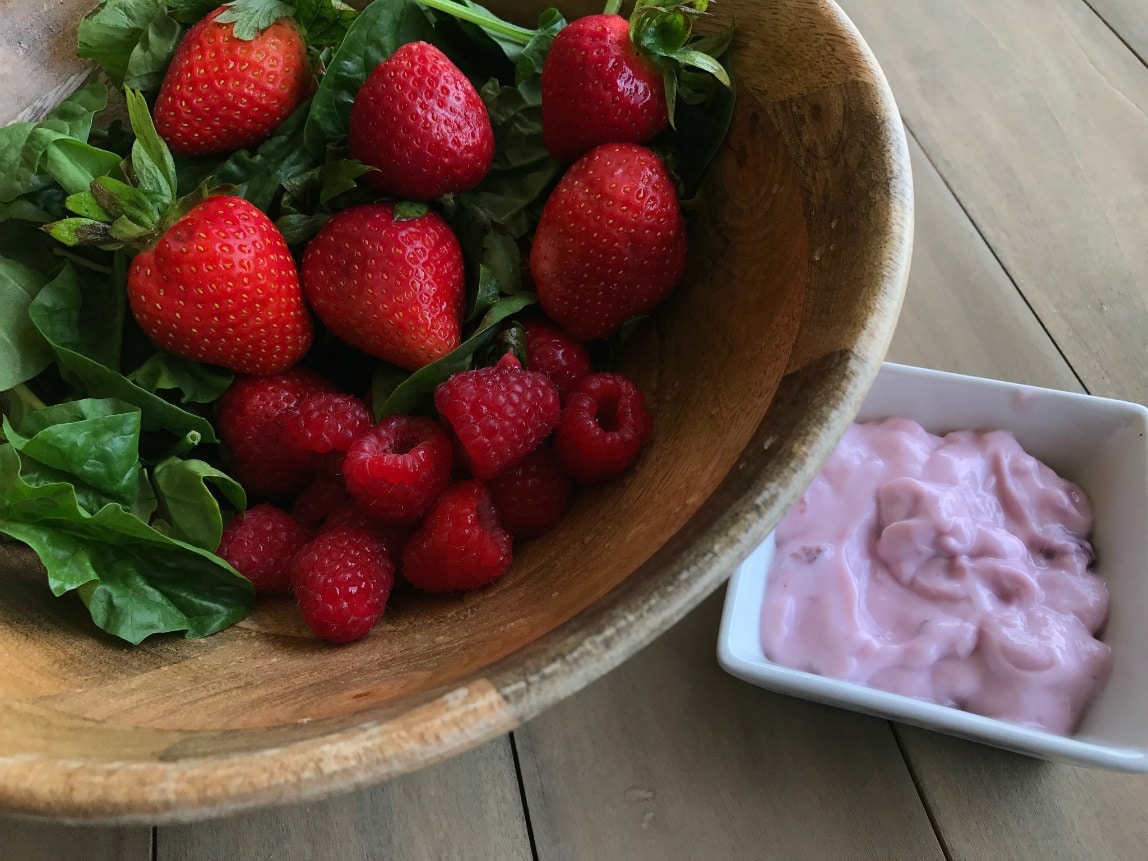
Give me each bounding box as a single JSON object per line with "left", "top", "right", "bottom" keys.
{"left": 6, "top": 0, "right": 1148, "bottom": 856}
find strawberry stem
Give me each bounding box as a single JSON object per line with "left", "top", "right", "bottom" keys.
{"left": 416, "top": 0, "right": 536, "bottom": 45}
{"left": 603, "top": 0, "right": 623, "bottom": 13}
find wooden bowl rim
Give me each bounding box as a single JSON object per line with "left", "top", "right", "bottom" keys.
{"left": 1, "top": 0, "right": 913, "bottom": 823}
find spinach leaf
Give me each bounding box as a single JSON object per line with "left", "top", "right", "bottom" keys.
{"left": 28, "top": 264, "right": 218, "bottom": 441}
{"left": 0, "top": 445, "right": 253, "bottom": 644}
{"left": 152, "top": 456, "right": 246, "bottom": 550}
{"left": 127, "top": 352, "right": 233, "bottom": 404}
{"left": 0, "top": 256, "right": 56, "bottom": 391}
{"left": 78, "top": 0, "right": 174, "bottom": 88}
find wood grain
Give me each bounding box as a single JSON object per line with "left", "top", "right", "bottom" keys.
{"left": 840, "top": 0, "right": 1148, "bottom": 404}
{"left": 157, "top": 738, "right": 530, "bottom": 861}
{"left": 515, "top": 593, "right": 943, "bottom": 861}
{"left": 0, "top": 815, "right": 150, "bottom": 860}
{"left": 1086, "top": 0, "right": 1148, "bottom": 65}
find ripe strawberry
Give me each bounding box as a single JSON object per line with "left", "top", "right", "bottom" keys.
{"left": 541, "top": 14, "right": 668, "bottom": 163}
{"left": 531, "top": 143, "right": 687, "bottom": 341}
{"left": 216, "top": 367, "right": 338, "bottom": 500}
{"left": 486, "top": 445, "right": 574, "bottom": 539}
{"left": 349, "top": 40, "right": 495, "bottom": 200}
{"left": 216, "top": 503, "right": 312, "bottom": 595}
{"left": 554, "top": 372, "right": 654, "bottom": 482}
{"left": 402, "top": 481, "right": 513, "bottom": 592}
{"left": 127, "top": 195, "right": 313, "bottom": 375}
{"left": 301, "top": 203, "right": 465, "bottom": 372}
{"left": 291, "top": 527, "right": 396, "bottom": 644}
{"left": 434, "top": 353, "right": 561, "bottom": 481}
{"left": 153, "top": 5, "right": 311, "bottom": 157}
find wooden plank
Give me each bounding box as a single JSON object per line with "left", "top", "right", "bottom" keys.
{"left": 849, "top": 34, "right": 1148, "bottom": 861}
{"left": 157, "top": 737, "right": 531, "bottom": 861}
{"left": 514, "top": 592, "right": 943, "bottom": 860}
{"left": 839, "top": 0, "right": 1148, "bottom": 404}
{"left": 0, "top": 816, "right": 150, "bottom": 860}
{"left": 1086, "top": 0, "right": 1148, "bottom": 65}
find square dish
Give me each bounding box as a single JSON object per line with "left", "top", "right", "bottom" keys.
{"left": 717, "top": 362, "right": 1148, "bottom": 771}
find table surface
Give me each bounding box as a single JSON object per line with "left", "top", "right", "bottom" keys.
{"left": 5, "top": 0, "right": 1148, "bottom": 857}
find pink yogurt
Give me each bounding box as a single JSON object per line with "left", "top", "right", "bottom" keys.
{"left": 761, "top": 417, "right": 1112, "bottom": 735}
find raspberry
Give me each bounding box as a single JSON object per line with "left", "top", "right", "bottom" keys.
{"left": 403, "top": 480, "right": 513, "bottom": 592}
{"left": 216, "top": 503, "right": 312, "bottom": 595}
{"left": 291, "top": 453, "right": 352, "bottom": 529}
{"left": 343, "top": 415, "right": 453, "bottom": 524}
{"left": 324, "top": 499, "right": 411, "bottom": 555}
{"left": 522, "top": 318, "right": 593, "bottom": 400}
{"left": 280, "top": 392, "right": 372, "bottom": 457}
{"left": 486, "top": 445, "right": 574, "bottom": 539}
{"left": 290, "top": 526, "right": 396, "bottom": 643}
{"left": 553, "top": 372, "right": 653, "bottom": 482}
{"left": 216, "top": 368, "right": 338, "bottom": 500}
{"left": 434, "top": 352, "right": 561, "bottom": 480}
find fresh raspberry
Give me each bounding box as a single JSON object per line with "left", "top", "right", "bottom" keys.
{"left": 291, "top": 453, "right": 352, "bottom": 529}
{"left": 343, "top": 415, "right": 453, "bottom": 524}
{"left": 216, "top": 368, "right": 338, "bottom": 500}
{"left": 323, "top": 499, "right": 412, "bottom": 563}
{"left": 280, "top": 392, "right": 372, "bottom": 457}
{"left": 434, "top": 353, "right": 561, "bottom": 480}
{"left": 486, "top": 445, "right": 574, "bottom": 539}
{"left": 290, "top": 526, "right": 396, "bottom": 644}
{"left": 554, "top": 372, "right": 654, "bottom": 482}
{"left": 216, "top": 504, "right": 312, "bottom": 595}
{"left": 403, "top": 481, "right": 513, "bottom": 592}
{"left": 522, "top": 318, "right": 593, "bottom": 401}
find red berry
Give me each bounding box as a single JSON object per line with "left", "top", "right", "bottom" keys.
{"left": 290, "top": 453, "right": 352, "bottom": 529}
{"left": 323, "top": 499, "right": 412, "bottom": 563}
{"left": 402, "top": 481, "right": 513, "bottom": 592}
{"left": 486, "top": 445, "right": 574, "bottom": 539}
{"left": 216, "top": 368, "right": 338, "bottom": 499}
{"left": 349, "top": 40, "right": 494, "bottom": 200}
{"left": 343, "top": 415, "right": 454, "bottom": 525}
{"left": 301, "top": 203, "right": 465, "bottom": 372}
{"left": 154, "top": 7, "right": 311, "bottom": 157}
{"left": 554, "top": 372, "right": 653, "bottom": 482}
{"left": 290, "top": 527, "right": 396, "bottom": 644}
{"left": 280, "top": 392, "right": 372, "bottom": 456}
{"left": 128, "top": 196, "right": 313, "bottom": 375}
{"left": 434, "top": 353, "right": 561, "bottom": 481}
{"left": 216, "top": 503, "right": 312, "bottom": 595}
{"left": 522, "top": 318, "right": 594, "bottom": 401}
{"left": 531, "top": 144, "right": 687, "bottom": 341}
{"left": 541, "top": 14, "right": 668, "bottom": 163}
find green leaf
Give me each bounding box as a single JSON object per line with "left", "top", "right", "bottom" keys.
{"left": 373, "top": 292, "right": 536, "bottom": 418}
{"left": 152, "top": 456, "right": 246, "bottom": 551}
{"left": 124, "top": 88, "right": 178, "bottom": 204}
{"left": 91, "top": 174, "right": 161, "bottom": 226}
{"left": 216, "top": 0, "right": 297, "bottom": 40}
{"left": 0, "top": 445, "right": 253, "bottom": 644}
{"left": 0, "top": 256, "right": 56, "bottom": 390}
{"left": 43, "top": 139, "right": 124, "bottom": 196}
{"left": 77, "top": 0, "right": 171, "bottom": 86}
{"left": 124, "top": 7, "right": 183, "bottom": 91}
{"left": 292, "top": 0, "right": 359, "bottom": 48}
{"left": 65, "top": 191, "right": 113, "bottom": 221}
{"left": 3, "top": 399, "right": 142, "bottom": 505}
{"left": 27, "top": 264, "right": 218, "bottom": 441}
{"left": 42, "top": 217, "right": 116, "bottom": 248}
{"left": 303, "top": 0, "right": 433, "bottom": 149}
{"left": 127, "top": 352, "right": 233, "bottom": 404}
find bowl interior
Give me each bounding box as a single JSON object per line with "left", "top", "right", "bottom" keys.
{"left": 0, "top": 0, "right": 912, "bottom": 820}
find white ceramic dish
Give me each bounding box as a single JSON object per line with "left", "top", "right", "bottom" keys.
{"left": 717, "top": 362, "right": 1148, "bottom": 771}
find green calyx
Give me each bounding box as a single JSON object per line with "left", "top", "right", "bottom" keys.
{"left": 43, "top": 87, "right": 216, "bottom": 252}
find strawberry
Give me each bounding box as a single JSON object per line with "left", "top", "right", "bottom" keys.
{"left": 349, "top": 40, "right": 495, "bottom": 200}
{"left": 153, "top": 4, "right": 311, "bottom": 157}
{"left": 531, "top": 143, "right": 688, "bottom": 341}
{"left": 541, "top": 14, "right": 668, "bottom": 163}
{"left": 300, "top": 203, "right": 465, "bottom": 372}
{"left": 127, "top": 195, "right": 313, "bottom": 375}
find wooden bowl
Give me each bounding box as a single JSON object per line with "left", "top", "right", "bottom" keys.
{"left": 0, "top": 0, "right": 912, "bottom": 822}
